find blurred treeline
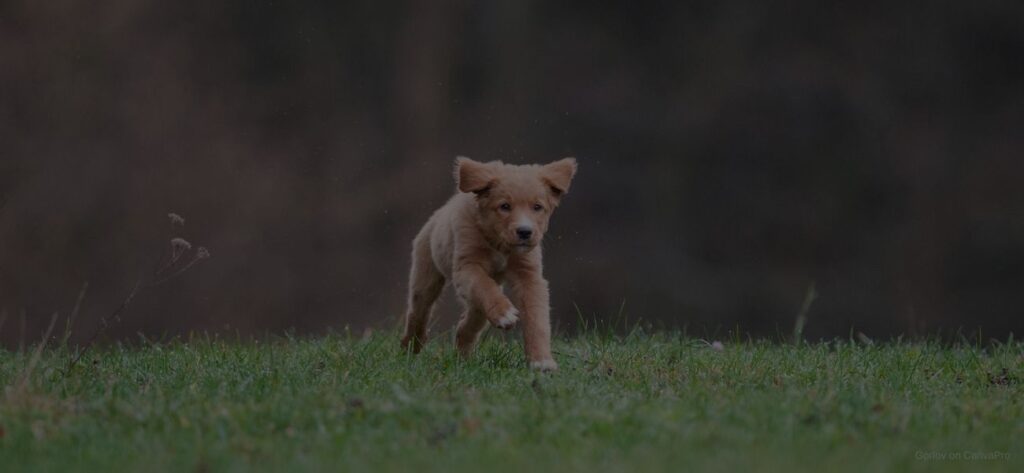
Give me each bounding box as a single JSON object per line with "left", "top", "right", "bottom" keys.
{"left": 2, "top": 0, "right": 1023, "bottom": 346}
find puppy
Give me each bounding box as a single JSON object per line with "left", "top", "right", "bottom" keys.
{"left": 400, "top": 157, "right": 577, "bottom": 371}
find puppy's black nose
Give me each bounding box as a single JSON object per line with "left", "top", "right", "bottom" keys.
{"left": 516, "top": 227, "right": 533, "bottom": 241}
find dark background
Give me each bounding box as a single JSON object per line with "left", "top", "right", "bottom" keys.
{"left": 2, "top": 0, "right": 1023, "bottom": 346}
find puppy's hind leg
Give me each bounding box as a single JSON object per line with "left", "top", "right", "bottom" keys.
{"left": 400, "top": 235, "right": 445, "bottom": 353}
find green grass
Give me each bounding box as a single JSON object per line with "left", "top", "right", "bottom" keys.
{"left": 1, "top": 329, "right": 1021, "bottom": 472}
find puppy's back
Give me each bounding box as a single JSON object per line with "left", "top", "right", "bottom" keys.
{"left": 420, "top": 192, "right": 475, "bottom": 279}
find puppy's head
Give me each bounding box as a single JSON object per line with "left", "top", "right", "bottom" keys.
{"left": 455, "top": 156, "right": 577, "bottom": 253}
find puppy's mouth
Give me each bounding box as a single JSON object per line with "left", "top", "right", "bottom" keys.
{"left": 512, "top": 242, "right": 535, "bottom": 252}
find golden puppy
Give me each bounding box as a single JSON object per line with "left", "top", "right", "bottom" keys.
{"left": 400, "top": 157, "right": 577, "bottom": 371}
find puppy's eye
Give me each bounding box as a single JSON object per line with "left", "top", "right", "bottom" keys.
{"left": 499, "top": 203, "right": 512, "bottom": 211}
{"left": 532, "top": 204, "right": 544, "bottom": 212}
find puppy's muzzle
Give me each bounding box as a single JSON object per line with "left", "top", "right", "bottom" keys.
{"left": 515, "top": 227, "right": 533, "bottom": 241}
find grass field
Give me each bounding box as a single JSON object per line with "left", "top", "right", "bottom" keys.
{"left": 1, "top": 329, "right": 1021, "bottom": 472}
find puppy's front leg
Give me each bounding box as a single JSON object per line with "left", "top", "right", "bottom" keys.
{"left": 508, "top": 263, "right": 557, "bottom": 372}
{"left": 453, "top": 264, "right": 519, "bottom": 329}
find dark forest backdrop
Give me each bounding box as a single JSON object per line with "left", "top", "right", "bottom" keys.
{"left": 2, "top": 0, "right": 1023, "bottom": 346}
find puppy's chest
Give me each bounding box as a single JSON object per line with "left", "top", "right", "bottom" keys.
{"left": 489, "top": 252, "right": 509, "bottom": 277}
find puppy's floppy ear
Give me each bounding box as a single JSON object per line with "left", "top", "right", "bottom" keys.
{"left": 455, "top": 156, "right": 494, "bottom": 194}
{"left": 540, "top": 157, "right": 577, "bottom": 197}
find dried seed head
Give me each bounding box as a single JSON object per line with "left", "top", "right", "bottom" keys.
{"left": 170, "top": 238, "right": 193, "bottom": 260}
{"left": 167, "top": 213, "right": 186, "bottom": 226}
{"left": 170, "top": 237, "right": 192, "bottom": 253}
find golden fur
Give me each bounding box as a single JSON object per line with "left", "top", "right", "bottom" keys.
{"left": 400, "top": 157, "right": 578, "bottom": 371}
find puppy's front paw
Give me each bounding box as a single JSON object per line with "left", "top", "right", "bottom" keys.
{"left": 529, "top": 359, "right": 558, "bottom": 372}
{"left": 493, "top": 306, "right": 519, "bottom": 330}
